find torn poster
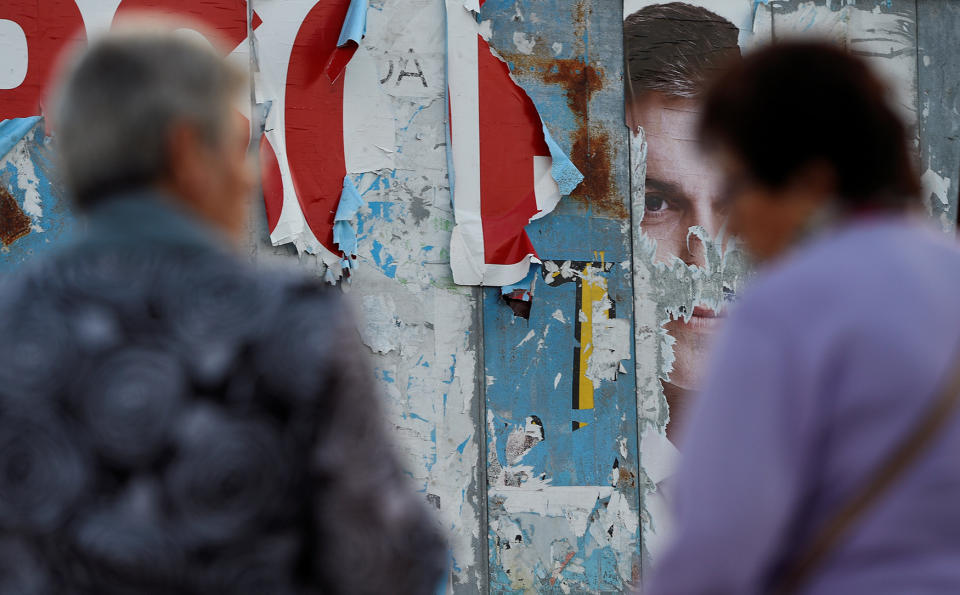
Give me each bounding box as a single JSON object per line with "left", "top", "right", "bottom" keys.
{"left": 332, "top": 175, "right": 365, "bottom": 274}
{"left": 256, "top": 0, "right": 393, "bottom": 280}
{"left": 0, "top": 1, "right": 86, "bottom": 119}
{"left": 1, "top": 0, "right": 255, "bottom": 268}
{"left": 500, "top": 263, "right": 539, "bottom": 319}
{"left": 324, "top": 0, "right": 367, "bottom": 81}
{"left": 445, "top": 0, "right": 583, "bottom": 287}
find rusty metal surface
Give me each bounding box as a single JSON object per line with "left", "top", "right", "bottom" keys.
{"left": 490, "top": 0, "right": 626, "bottom": 221}
{"left": 482, "top": 0, "right": 639, "bottom": 591}
{"left": 0, "top": 186, "right": 31, "bottom": 247}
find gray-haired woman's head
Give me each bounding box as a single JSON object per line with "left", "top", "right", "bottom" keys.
{"left": 53, "top": 22, "right": 248, "bottom": 211}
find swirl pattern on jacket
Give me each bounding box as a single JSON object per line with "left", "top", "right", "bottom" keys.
{"left": 0, "top": 243, "right": 445, "bottom": 595}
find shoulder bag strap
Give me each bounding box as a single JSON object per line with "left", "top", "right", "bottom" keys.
{"left": 773, "top": 352, "right": 960, "bottom": 594}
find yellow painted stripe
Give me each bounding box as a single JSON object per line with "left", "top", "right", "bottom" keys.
{"left": 577, "top": 274, "right": 607, "bottom": 410}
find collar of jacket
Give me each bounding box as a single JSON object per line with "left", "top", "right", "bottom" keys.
{"left": 76, "top": 189, "right": 229, "bottom": 254}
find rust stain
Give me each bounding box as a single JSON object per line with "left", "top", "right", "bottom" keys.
{"left": 501, "top": 50, "right": 626, "bottom": 219}
{"left": 0, "top": 186, "right": 31, "bottom": 247}
{"left": 571, "top": 0, "right": 590, "bottom": 56}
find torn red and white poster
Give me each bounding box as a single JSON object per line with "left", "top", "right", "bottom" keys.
{"left": 445, "top": 0, "right": 583, "bottom": 287}
{"left": 256, "top": 0, "right": 391, "bottom": 276}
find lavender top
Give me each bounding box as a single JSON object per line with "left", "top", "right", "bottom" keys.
{"left": 648, "top": 217, "right": 960, "bottom": 594}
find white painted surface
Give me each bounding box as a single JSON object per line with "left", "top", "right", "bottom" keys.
{"left": 0, "top": 20, "right": 28, "bottom": 90}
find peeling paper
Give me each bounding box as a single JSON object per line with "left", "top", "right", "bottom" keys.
{"left": 627, "top": 63, "right": 749, "bottom": 562}
{"left": 324, "top": 0, "right": 368, "bottom": 81}
{"left": 489, "top": 486, "right": 639, "bottom": 591}
{"left": 753, "top": 2, "right": 918, "bottom": 129}
{"left": 487, "top": 377, "right": 638, "bottom": 591}
{"left": 343, "top": 47, "right": 397, "bottom": 173}
{"left": 500, "top": 262, "right": 539, "bottom": 318}
{"left": 256, "top": 0, "right": 395, "bottom": 282}
{"left": 360, "top": 283, "right": 482, "bottom": 584}
{"left": 586, "top": 318, "right": 631, "bottom": 384}
{"left": 922, "top": 168, "right": 952, "bottom": 206}
{"left": 512, "top": 30, "right": 535, "bottom": 55}
{"left": 504, "top": 415, "right": 544, "bottom": 465}
{"left": 333, "top": 176, "right": 365, "bottom": 272}
{"left": 542, "top": 260, "right": 631, "bottom": 413}
{"left": 0, "top": 117, "right": 40, "bottom": 161}
{"left": 366, "top": 0, "right": 444, "bottom": 101}
{"left": 358, "top": 293, "right": 422, "bottom": 355}
{"left": 445, "top": 0, "right": 583, "bottom": 287}
{"left": 541, "top": 125, "right": 583, "bottom": 198}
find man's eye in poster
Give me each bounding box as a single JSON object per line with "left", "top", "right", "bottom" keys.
{"left": 625, "top": 0, "right": 751, "bottom": 437}
{"left": 624, "top": 0, "right": 755, "bottom": 560}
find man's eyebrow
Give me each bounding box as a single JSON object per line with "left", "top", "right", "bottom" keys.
{"left": 645, "top": 177, "right": 689, "bottom": 202}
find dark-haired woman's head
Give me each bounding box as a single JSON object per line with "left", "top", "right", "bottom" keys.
{"left": 699, "top": 42, "right": 921, "bottom": 262}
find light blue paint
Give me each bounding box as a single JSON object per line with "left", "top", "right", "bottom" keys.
{"left": 336, "top": 0, "right": 368, "bottom": 47}
{"left": 400, "top": 105, "right": 427, "bottom": 132}
{"left": 481, "top": 1, "right": 639, "bottom": 590}
{"left": 442, "top": 354, "right": 457, "bottom": 385}
{"left": 333, "top": 175, "right": 365, "bottom": 269}
{"left": 367, "top": 200, "right": 395, "bottom": 222}
{"left": 456, "top": 436, "right": 471, "bottom": 454}
{"left": 370, "top": 240, "right": 398, "bottom": 278}
{"left": 0, "top": 117, "right": 41, "bottom": 160}
{"left": 367, "top": 174, "right": 392, "bottom": 192}
{"left": 500, "top": 262, "right": 539, "bottom": 300}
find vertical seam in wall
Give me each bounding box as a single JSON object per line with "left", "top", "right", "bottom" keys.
{"left": 475, "top": 285, "right": 490, "bottom": 594}
{"left": 247, "top": 0, "right": 257, "bottom": 145}
{"left": 913, "top": 0, "right": 922, "bottom": 146}
{"left": 770, "top": 3, "right": 777, "bottom": 43}
{"left": 618, "top": 0, "right": 648, "bottom": 585}
{"left": 245, "top": 0, "right": 273, "bottom": 257}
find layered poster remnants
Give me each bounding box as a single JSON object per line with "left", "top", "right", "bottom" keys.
{"left": 256, "top": 0, "right": 392, "bottom": 280}
{"left": 627, "top": 0, "right": 941, "bottom": 572}
{"left": 445, "top": 0, "right": 582, "bottom": 288}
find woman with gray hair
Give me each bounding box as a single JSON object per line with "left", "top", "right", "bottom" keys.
{"left": 0, "top": 23, "right": 445, "bottom": 595}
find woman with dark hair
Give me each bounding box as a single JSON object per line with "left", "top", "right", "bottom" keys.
{"left": 647, "top": 43, "right": 960, "bottom": 594}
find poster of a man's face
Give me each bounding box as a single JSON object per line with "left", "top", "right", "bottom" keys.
{"left": 624, "top": 2, "right": 744, "bottom": 439}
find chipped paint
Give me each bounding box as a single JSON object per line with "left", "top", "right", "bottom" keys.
{"left": 496, "top": 51, "right": 622, "bottom": 219}
{"left": 0, "top": 117, "right": 73, "bottom": 269}
{"left": 922, "top": 168, "right": 953, "bottom": 207}
{"left": 482, "top": 1, "right": 639, "bottom": 588}
{"left": 917, "top": 1, "right": 960, "bottom": 231}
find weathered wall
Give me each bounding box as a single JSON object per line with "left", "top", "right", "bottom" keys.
{"left": 480, "top": 1, "right": 641, "bottom": 591}
{"left": 246, "top": 1, "right": 488, "bottom": 590}
{"left": 2, "top": 1, "right": 960, "bottom": 593}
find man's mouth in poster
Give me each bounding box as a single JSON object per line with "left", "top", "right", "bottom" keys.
{"left": 688, "top": 305, "right": 724, "bottom": 330}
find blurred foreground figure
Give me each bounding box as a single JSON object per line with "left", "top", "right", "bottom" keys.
{"left": 648, "top": 43, "right": 960, "bottom": 594}
{"left": 0, "top": 25, "right": 444, "bottom": 594}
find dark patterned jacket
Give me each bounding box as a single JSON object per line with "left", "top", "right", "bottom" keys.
{"left": 0, "top": 193, "right": 446, "bottom": 595}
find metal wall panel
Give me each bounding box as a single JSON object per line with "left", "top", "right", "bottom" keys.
{"left": 480, "top": 1, "right": 642, "bottom": 591}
